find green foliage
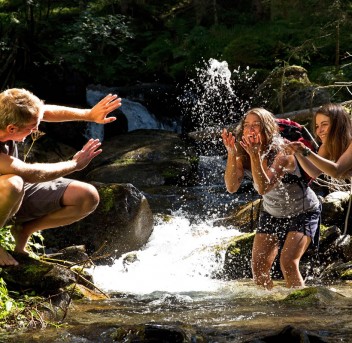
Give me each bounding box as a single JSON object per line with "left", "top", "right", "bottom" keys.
{"left": 0, "top": 279, "right": 53, "bottom": 331}
{"left": 0, "top": 226, "right": 15, "bottom": 252}
{"left": 0, "top": 225, "right": 44, "bottom": 256}
{"left": 0, "top": 277, "right": 16, "bottom": 321}
{"left": 1, "top": 0, "right": 352, "bottom": 90}
{"left": 53, "top": 9, "right": 136, "bottom": 84}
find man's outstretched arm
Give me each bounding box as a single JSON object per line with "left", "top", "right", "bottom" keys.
{"left": 42, "top": 94, "right": 122, "bottom": 124}
{"left": 0, "top": 139, "right": 102, "bottom": 183}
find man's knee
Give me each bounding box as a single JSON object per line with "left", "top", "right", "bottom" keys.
{"left": 0, "top": 175, "right": 25, "bottom": 202}
{"left": 64, "top": 182, "right": 100, "bottom": 214}
{"left": 83, "top": 184, "right": 100, "bottom": 211}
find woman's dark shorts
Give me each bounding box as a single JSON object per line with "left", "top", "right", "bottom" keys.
{"left": 14, "top": 178, "right": 74, "bottom": 223}
{"left": 257, "top": 206, "right": 321, "bottom": 248}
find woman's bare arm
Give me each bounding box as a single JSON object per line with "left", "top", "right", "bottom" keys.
{"left": 222, "top": 128, "right": 244, "bottom": 193}
{"left": 289, "top": 141, "right": 352, "bottom": 178}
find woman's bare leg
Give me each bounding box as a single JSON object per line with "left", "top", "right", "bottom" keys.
{"left": 252, "top": 233, "right": 279, "bottom": 289}
{"left": 280, "top": 231, "right": 311, "bottom": 288}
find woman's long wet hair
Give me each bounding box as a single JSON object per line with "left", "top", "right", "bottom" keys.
{"left": 235, "top": 108, "right": 280, "bottom": 165}
{"left": 314, "top": 103, "right": 352, "bottom": 161}
{"left": 236, "top": 108, "right": 279, "bottom": 148}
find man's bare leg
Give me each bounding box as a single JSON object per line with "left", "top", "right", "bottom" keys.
{"left": 11, "top": 181, "right": 99, "bottom": 254}
{"left": 0, "top": 175, "right": 25, "bottom": 266}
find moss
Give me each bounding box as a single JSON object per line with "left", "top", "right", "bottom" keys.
{"left": 319, "top": 224, "right": 330, "bottom": 235}
{"left": 341, "top": 269, "right": 352, "bottom": 280}
{"left": 98, "top": 186, "right": 115, "bottom": 214}
{"left": 228, "top": 247, "right": 241, "bottom": 255}
{"left": 161, "top": 168, "right": 179, "bottom": 179}
{"left": 285, "top": 287, "right": 318, "bottom": 302}
{"left": 155, "top": 214, "right": 173, "bottom": 223}
{"left": 114, "top": 158, "right": 136, "bottom": 165}
{"left": 282, "top": 286, "right": 346, "bottom": 306}
{"left": 23, "top": 263, "right": 51, "bottom": 275}
{"left": 227, "top": 233, "right": 255, "bottom": 255}
{"left": 230, "top": 232, "right": 255, "bottom": 243}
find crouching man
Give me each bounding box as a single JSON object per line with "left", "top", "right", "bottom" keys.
{"left": 0, "top": 88, "right": 121, "bottom": 265}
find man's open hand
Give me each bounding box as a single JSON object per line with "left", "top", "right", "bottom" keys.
{"left": 89, "top": 94, "right": 122, "bottom": 124}
{"left": 72, "top": 139, "right": 102, "bottom": 170}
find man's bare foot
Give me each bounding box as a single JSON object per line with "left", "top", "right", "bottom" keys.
{"left": 0, "top": 246, "right": 19, "bottom": 266}
{"left": 10, "top": 224, "right": 30, "bottom": 254}
{"left": 10, "top": 224, "right": 39, "bottom": 260}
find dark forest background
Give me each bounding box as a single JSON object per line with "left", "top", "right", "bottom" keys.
{"left": 1, "top": 0, "right": 352, "bottom": 109}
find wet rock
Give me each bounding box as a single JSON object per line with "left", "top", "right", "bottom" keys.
{"left": 65, "top": 283, "right": 109, "bottom": 301}
{"left": 0, "top": 252, "right": 108, "bottom": 323}
{"left": 80, "top": 129, "right": 198, "bottom": 188}
{"left": 319, "top": 261, "right": 352, "bottom": 282}
{"left": 0, "top": 253, "right": 76, "bottom": 293}
{"left": 122, "top": 252, "right": 139, "bottom": 271}
{"left": 283, "top": 286, "right": 346, "bottom": 306}
{"left": 321, "top": 191, "right": 351, "bottom": 230}
{"left": 245, "top": 324, "right": 329, "bottom": 342}
{"left": 41, "top": 183, "right": 154, "bottom": 265}
{"left": 221, "top": 233, "right": 255, "bottom": 279}
{"left": 318, "top": 226, "right": 352, "bottom": 275}
{"left": 110, "top": 323, "right": 202, "bottom": 343}
{"left": 214, "top": 198, "right": 262, "bottom": 232}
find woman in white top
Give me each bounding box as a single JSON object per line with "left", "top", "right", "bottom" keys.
{"left": 222, "top": 108, "right": 321, "bottom": 289}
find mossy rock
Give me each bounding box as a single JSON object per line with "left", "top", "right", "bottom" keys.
{"left": 221, "top": 232, "right": 255, "bottom": 279}
{"left": 214, "top": 199, "right": 261, "bottom": 233}
{"left": 0, "top": 253, "right": 76, "bottom": 295}
{"left": 283, "top": 286, "right": 346, "bottom": 306}
{"left": 81, "top": 129, "right": 198, "bottom": 187}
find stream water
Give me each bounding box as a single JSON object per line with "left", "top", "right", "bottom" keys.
{"left": 3, "top": 59, "right": 352, "bottom": 342}
{"left": 4, "top": 160, "right": 352, "bottom": 343}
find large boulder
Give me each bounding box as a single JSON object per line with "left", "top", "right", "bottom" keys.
{"left": 254, "top": 65, "right": 330, "bottom": 115}
{"left": 213, "top": 198, "right": 262, "bottom": 232}
{"left": 41, "top": 182, "right": 154, "bottom": 265}
{"left": 321, "top": 191, "right": 351, "bottom": 232}
{"left": 78, "top": 129, "right": 198, "bottom": 188}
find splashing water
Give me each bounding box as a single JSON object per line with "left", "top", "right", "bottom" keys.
{"left": 90, "top": 213, "right": 242, "bottom": 295}
{"left": 89, "top": 60, "right": 262, "bottom": 296}
{"left": 179, "top": 58, "right": 258, "bottom": 135}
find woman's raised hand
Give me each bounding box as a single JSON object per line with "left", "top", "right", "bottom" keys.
{"left": 240, "top": 133, "right": 262, "bottom": 156}
{"left": 221, "top": 128, "right": 237, "bottom": 155}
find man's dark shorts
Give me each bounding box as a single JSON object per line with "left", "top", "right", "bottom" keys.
{"left": 257, "top": 206, "right": 321, "bottom": 248}
{"left": 14, "top": 178, "right": 74, "bottom": 223}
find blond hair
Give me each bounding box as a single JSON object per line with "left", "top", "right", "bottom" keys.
{"left": 236, "top": 108, "right": 279, "bottom": 148}
{"left": 0, "top": 88, "right": 43, "bottom": 130}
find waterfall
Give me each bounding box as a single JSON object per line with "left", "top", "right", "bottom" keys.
{"left": 85, "top": 88, "right": 179, "bottom": 142}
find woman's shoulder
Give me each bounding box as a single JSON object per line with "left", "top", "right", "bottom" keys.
{"left": 317, "top": 144, "right": 329, "bottom": 158}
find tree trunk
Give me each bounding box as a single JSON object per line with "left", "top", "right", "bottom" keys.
{"left": 335, "top": 22, "right": 340, "bottom": 67}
